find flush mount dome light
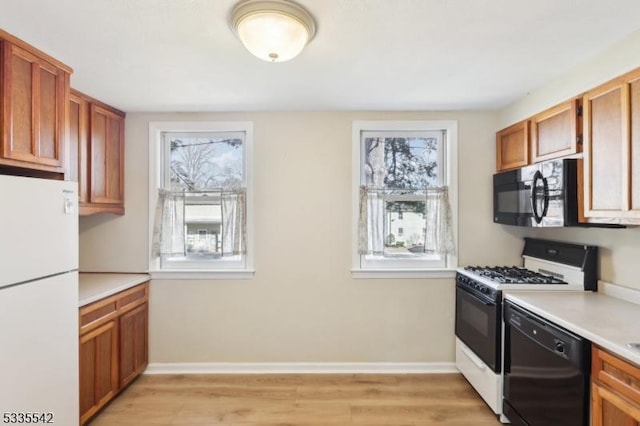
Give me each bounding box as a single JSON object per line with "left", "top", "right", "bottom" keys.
{"left": 230, "top": 0, "right": 316, "bottom": 62}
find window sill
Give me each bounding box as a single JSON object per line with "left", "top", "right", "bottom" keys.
{"left": 150, "top": 270, "right": 255, "bottom": 280}
{"left": 350, "top": 269, "right": 457, "bottom": 279}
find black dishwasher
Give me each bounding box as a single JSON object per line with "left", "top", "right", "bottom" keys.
{"left": 503, "top": 301, "right": 590, "bottom": 426}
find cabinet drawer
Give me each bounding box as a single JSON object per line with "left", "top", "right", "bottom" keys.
{"left": 593, "top": 347, "right": 640, "bottom": 406}
{"left": 117, "top": 282, "right": 149, "bottom": 313}
{"left": 79, "top": 295, "right": 119, "bottom": 335}
{"left": 80, "top": 282, "right": 149, "bottom": 334}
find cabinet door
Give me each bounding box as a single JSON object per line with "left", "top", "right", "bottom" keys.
{"left": 584, "top": 69, "right": 640, "bottom": 224}
{"left": 592, "top": 347, "right": 640, "bottom": 426}
{"left": 79, "top": 320, "right": 119, "bottom": 425}
{"left": 592, "top": 383, "right": 640, "bottom": 426}
{"left": 630, "top": 74, "right": 640, "bottom": 218}
{"left": 496, "top": 120, "right": 529, "bottom": 171}
{"left": 119, "top": 302, "right": 148, "bottom": 388}
{"left": 90, "top": 104, "right": 124, "bottom": 208}
{"left": 583, "top": 79, "right": 627, "bottom": 219}
{"left": 0, "top": 42, "right": 67, "bottom": 172}
{"left": 68, "top": 91, "right": 89, "bottom": 204}
{"left": 531, "top": 99, "right": 581, "bottom": 163}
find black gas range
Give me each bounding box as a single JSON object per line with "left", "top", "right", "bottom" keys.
{"left": 458, "top": 236, "right": 597, "bottom": 292}
{"left": 454, "top": 238, "right": 598, "bottom": 418}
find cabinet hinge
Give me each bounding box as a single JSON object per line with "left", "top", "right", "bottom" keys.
{"left": 576, "top": 105, "right": 583, "bottom": 117}
{"left": 577, "top": 134, "right": 583, "bottom": 145}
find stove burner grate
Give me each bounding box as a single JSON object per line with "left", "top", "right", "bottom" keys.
{"left": 463, "top": 266, "right": 567, "bottom": 284}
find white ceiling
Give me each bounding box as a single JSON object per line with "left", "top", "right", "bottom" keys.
{"left": 2, "top": 0, "right": 640, "bottom": 112}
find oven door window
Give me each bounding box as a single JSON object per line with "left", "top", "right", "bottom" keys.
{"left": 455, "top": 286, "right": 499, "bottom": 372}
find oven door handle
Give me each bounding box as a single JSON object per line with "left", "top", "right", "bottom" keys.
{"left": 457, "top": 285, "right": 496, "bottom": 306}
{"left": 461, "top": 344, "right": 487, "bottom": 371}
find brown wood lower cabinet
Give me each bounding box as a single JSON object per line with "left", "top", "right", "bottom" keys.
{"left": 79, "top": 282, "right": 149, "bottom": 425}
{"left": 592, "top": 347, "right": 640, "bottom": 426}
{"left": 79, "top": 320, "right": 118, "bottom": 424}
{"left": 119, "top": 303, "right": 148, "bottom": 387}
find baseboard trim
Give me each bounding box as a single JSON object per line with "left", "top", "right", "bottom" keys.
{"left": 145, "top": 362, "right": 458, "bottom": 375}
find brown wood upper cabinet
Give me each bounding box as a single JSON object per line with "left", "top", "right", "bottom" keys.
{"left": 496, "top": 120, "right": 529, "bottom": 171}
{"left": 531, "top": 99, "right": 582, "bottom": 163}
{"left": 583, "top": 68, "right": 640, "bottom": 225}
{"left": 592, "top": 346, "right": 640, "bottom": 425}
{"left": 68, "top": 89, "right": 125, "bottom": 215}
{"left": 0, "top": 30, "right": 71, "bottom": 174}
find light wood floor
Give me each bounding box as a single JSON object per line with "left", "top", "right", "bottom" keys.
{"left": 89, "top": 373, "right": 501, "bottom": 426}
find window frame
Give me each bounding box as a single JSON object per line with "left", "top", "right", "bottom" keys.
{"left": 351, "top": 120, "right": 458, "bottom": 279}
{"left": 148, "top": 121, "right": 254, "bottom": 280}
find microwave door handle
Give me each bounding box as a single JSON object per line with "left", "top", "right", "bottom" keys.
{"left": 541, "top": 176, "right": 550, "bottom": 218}
{"left": 531, "top": 170, "right": 544, "bottom": 224}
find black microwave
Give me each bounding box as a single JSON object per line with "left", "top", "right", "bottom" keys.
{"left": 493, "top": 158, "right": 579, "bottom": 227}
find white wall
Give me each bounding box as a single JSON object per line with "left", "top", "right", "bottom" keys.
{"left": 78, "top": 28, "right": 640, "bottom": 364}
{"left": 498, "top": 28, "right": 640, "bottom": 129}
{"left": 80, "top": 110, "right": 522, "bottom": 364}
{"left": 498, "top": 28, "right": 640, "bottom": 290}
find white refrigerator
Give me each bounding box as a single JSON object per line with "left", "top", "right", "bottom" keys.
{"left": 0, "top": 175, "right": 79, "bottom": 425}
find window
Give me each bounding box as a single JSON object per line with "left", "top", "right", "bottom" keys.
{"left": 149, "top": 122, "right": 253, "bottom": 278}
{"left": 352, "top": 121, "right": 457, "bottom": 277}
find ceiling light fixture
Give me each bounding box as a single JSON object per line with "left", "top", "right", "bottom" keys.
{"left": 230, "top": 0, "right": 316, "bottom": 63}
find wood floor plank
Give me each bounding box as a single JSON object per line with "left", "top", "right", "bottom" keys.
{"left": 176, "top": 400, "right": 351, "bottom": 424}
{"left": 351, "top": 403, "right": 499, "bottom": 424}
{"left": 230, "top": 424, "right": 415, "bottom": 426}
{"left": 87, "top": 373, "right": 501, "bottom": 425}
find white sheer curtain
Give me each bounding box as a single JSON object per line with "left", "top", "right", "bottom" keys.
{"left": 221, "top": 189, "right": 247, "bottom": 256}
{"left": 358, "top": 137, "right": 387, "bottom": 255}
{"left": 423, "top": 187, "right": 456, "bottom": 255}
{"left": 358, "top": 186, "right": 455, "bottom": 256}
{"left": 151, "top": 189, "right": 185, "bottom": 257}
{"left": 358, "top": 187, "right": 385, "bottom": 255}
{"left": 152, "top": 188, "right": 247, "bottom": 259}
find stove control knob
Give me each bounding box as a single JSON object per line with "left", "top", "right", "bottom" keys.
{"left": 555, "top": 342, "right": 565, "bottom": 354}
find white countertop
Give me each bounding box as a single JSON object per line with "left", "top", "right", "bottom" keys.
{"left": 79, "top": 273, "right": 150, "bottom": 307}
{"left": 504, "top": 291, "right": 640, "bottom": 367}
